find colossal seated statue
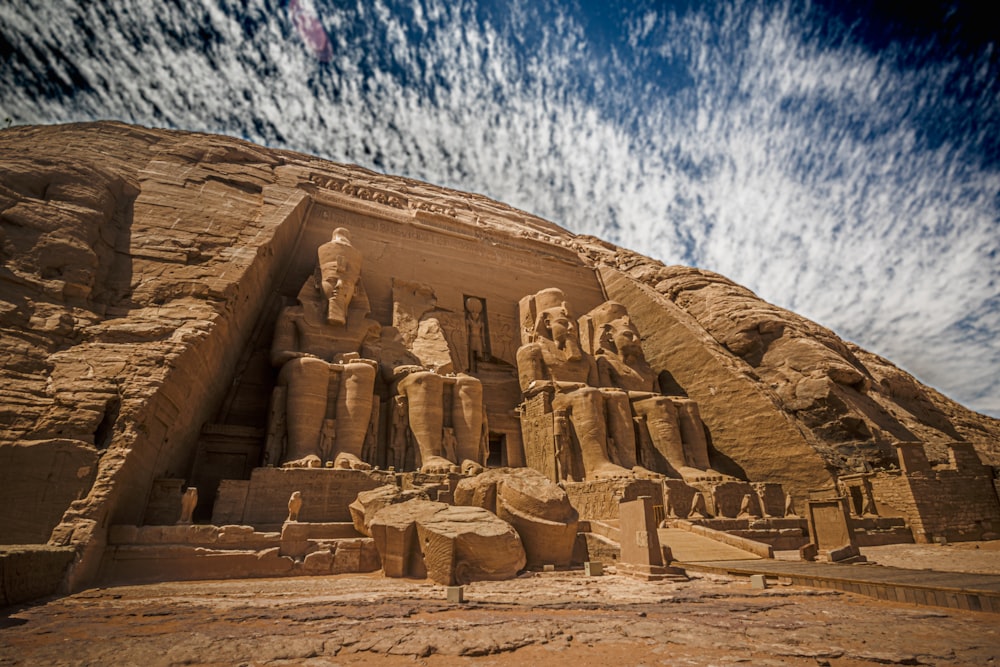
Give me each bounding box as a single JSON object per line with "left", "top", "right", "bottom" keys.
{"left": 268, "top": 228, "right": 381, "bottom": 469}
{"left": 580, "top": 301, "right": 713, "bottom": 480}
{"left": 381, "top": 280, "right": 486, "bottom": 474}
{"left": 515, "top": 288, "right": 633, "bottom": 481}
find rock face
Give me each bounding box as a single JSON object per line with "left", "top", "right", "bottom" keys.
{"left": 2, "top": 122, "right": 998, "bottom": 591}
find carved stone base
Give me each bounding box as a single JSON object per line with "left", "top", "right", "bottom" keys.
{"left": 211, "top": 467, "right": 394, "bottom": 527}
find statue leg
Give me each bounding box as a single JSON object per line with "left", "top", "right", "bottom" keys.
{"left": 332, "top": 361, "right": 376, "bottom": 469}
{"left": 558, "top": 388, "right": 630, "bottom": 481}
{"left": 671, "top": 398, "right": 711, "bottom": 470}
{"left": 633, "top": 397, "right": 686, "bottom": 474}
{"left": 599, "top": 388, "right": 637, "bottom": 468}
{"left": 279, "top": 358, "right": 329, "bottom": 467}
{"left": 398, "top": 371, "right": 452, "bottom": 473}
{"left": 452, "top": 374, "right": 484, "bottom": 465}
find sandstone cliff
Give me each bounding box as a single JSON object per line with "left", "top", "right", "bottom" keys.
{"left": 1, "top": 122, "right": 997, "bottom": 587}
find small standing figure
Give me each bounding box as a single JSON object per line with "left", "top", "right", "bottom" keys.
{"left": 287, "top": 491, "right": 303, "bottom": 522}
{"left": 784, "top": 492, "right": 798, "bottom": 518}
{"left": 178, "top": 487, "right": 198, "bottom": 525}
{"left": 465, "top": 297, "right": 488, "bottom": 373}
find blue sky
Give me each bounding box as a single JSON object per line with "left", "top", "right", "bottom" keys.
{"left": 1, "top": 0, "right": 998, "bottom": 417}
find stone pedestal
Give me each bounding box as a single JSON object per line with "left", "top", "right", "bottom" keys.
{"left": 211, "top": 467, "right": 392, "bottom": 527}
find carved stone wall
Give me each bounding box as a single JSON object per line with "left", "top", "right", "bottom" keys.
{"left": 3, "top": 122, "right": 1000, "bottom": 593}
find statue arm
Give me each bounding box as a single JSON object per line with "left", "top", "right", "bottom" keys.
{"left": 516, "top": 344, "right": 547, "bottom": 394}
{"left": 358, "top": 320, "right": 383, "bottom": 368}
{"left": 595, "top": 356, "right": 615, "bottom": 388}
{"left": 270, "top": 309, "right": 310, "bottom": 366}
{"left": 586, "top": 355, "right": 600, "bottom": 387}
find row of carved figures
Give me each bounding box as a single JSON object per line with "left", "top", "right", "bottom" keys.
{"left": 265, "top": 228, "right": 719, "bottom": 483}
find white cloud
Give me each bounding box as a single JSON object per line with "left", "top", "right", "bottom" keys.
{"left": 1, "top": 0, "right": 997, "bottom": 416}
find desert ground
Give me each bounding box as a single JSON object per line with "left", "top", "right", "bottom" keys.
{"left": 2, "top": 542, "right": 999, "bottom": 667}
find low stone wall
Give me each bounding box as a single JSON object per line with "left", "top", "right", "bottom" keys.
{"left": 99, "top": 523, "right": 378, "bottom": 584}
{"left": 213, "top": 468, "right": 393, "bottom": 526}
{"left": 870, "top": 466, "right": 1000, "bottom": 543}
{"left": 0, "top": 546, "right": 76, "bottom": 606}
{"left": 564, "top": 479, "right": 662, "bottom": 520}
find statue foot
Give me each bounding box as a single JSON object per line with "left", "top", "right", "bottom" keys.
{"left": 461, "top": 459, "right": 485, "bottom": 476}
{"left": 333, "top": 452, "right": 371, "bottom": 471}
{"left": 631, "top": 465, "right": 664, "bottom": 480}
{"left": 283, "top": 455, "right": 322, "bottom": 469}
{"left": 586, "top": 461, "right": 632, "bottom": 480}
{"left": 678, "top": 466, "right": 725, "bottom": 482}
{"left": 420, "top": 455, "right": 455, "bottom": 475}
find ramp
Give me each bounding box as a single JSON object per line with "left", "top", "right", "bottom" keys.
{"left": 658, "top": 527, "right": 763, "bottom": 563}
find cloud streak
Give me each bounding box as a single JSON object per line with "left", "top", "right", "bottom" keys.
{"left": 1, "top": 0, "right": 997, "bottom": 415}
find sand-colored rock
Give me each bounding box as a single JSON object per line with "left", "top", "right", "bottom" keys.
{"left": 368, "top": 499, "right": 525, "bottom": 585}
{"left": 348, "top": 484, "right": 430, "bottom": 537}
{"left": 455, "top": 467, "right": 579, "bottom": 567}
{"left": 1, "top": 122, "right": 998, "bottom": 595}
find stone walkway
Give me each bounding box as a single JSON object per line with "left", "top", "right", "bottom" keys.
{"left": 658, "top": 527, "right": 763, "bottom": 562}
{"left": 684, "top": 558, "right": 1000, "bottom": 613}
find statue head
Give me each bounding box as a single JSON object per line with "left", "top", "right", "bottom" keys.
{"left": 465, "top": 296, "right": 483, "bottom": 318}
{"left": 529, "top": 288, "right": 583, "bottom": 358}
{"left": 316, "top": 227, "right": 364, "bottom": 324}
{"left": 584, "top": 301, "right": 644, "bottom": 360}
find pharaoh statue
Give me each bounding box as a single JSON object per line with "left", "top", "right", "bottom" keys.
{"left": 515, "top": 288, "right": 633, "bottom": 481}
{"left": 268, "top": 228, "right": 381, "bottom": 469}
{"left": 380, "top": 280, "right": 486, "bottom": 474}
{"left": 580, "top": 301, "right": 713, "bottom": 480}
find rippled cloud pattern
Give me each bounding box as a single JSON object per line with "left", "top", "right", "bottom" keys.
{"left": 2, "top": 0, "right": 998, "bottom": 416}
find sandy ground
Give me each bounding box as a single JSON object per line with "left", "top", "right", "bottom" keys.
{"left": 1, "top": 543, "right": 999, "bottom": 667}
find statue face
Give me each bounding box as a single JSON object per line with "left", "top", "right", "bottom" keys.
{"left": 318, "top": 242, "right": 363, "bottom": 316}
{"left": 329, "top": 249, "right": 359, "bottom": 292}
{"left": 609, "top": 317, "right": 643, "bottom": 357}
{"left": 545, "top": 309, "right": 578, "bottom": 345}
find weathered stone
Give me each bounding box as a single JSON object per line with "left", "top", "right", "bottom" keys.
{"left": 348, "top": 484, "right": 430, "bottom": 537}
{"left": 1, "top": 122, "right": 998, "bottom": 598}
{"left": 369, "top": 500, "right": 525, "bottom": 585}
{"left": 455, "top": 467, "right": 578, "bottom": 567}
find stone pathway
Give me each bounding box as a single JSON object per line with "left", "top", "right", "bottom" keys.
{"left": 657, "top": 527, "right": 763, "bottom": 562}
{"left": 685, "top": 559, "right": 1000, "bottom": 613}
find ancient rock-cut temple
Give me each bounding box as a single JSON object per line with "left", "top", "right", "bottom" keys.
{"left": 1, "top": 122, "right": 998, "bottom": 603}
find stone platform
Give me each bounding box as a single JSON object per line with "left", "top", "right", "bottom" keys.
{"left": 99, "top": 523, "right": 380, "bottom": 585}
{"left": 685, "top": 559, "right": 1000, "bottom": 614}
{"left": 212, "top": 467, "right": 395, "bottom": 526}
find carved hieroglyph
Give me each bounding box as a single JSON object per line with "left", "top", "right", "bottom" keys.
{"left": 268, "top": 229, "right": 381, "bottom": 469}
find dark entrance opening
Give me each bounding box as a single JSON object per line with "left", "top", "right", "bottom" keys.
{"left": 487, "top": 434, "right": 506, "bottom": 468}
{"left": 849, "top": 486, "right": 864, "bottom": 516}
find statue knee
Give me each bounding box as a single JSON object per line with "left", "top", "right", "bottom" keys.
{"left": 343, "top": 361, "right": 376, "bottom": 385}
{"left": 399, "top": 370, "right": 443, "bottom": 395}
{"left": 454, "top": 375, "right": 483, "bottom": 398}
{"left": 280, "top": 356, "right": 329, "bottom": 384}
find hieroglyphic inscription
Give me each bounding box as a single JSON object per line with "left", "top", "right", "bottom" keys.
{"left": 308, "top": 174, "right": 408, "bottom": 210}
{"left": 316, "top": 208, "right": 572, "bottom": 269}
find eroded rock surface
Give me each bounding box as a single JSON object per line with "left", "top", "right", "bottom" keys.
{"left": 1, "top": 570, "right": 997, "bottom": 666}
{"left": 455, "top": 467, "right": 578, "bottom": 567}
{"left": 368, "top": 499, "right": 526, "bottom": 585}
{"left": 2, "top": 121, "right": 998, "bottom": 593}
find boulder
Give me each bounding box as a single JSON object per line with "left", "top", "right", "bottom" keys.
{"left": 369, "top": 500, "right": 525, "bottom": 585}
{"left": 455, "top": 467, "right": 578, "bottom": 567}
{"left": 348, "top": 485, "right": 429, "bottom": 537}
